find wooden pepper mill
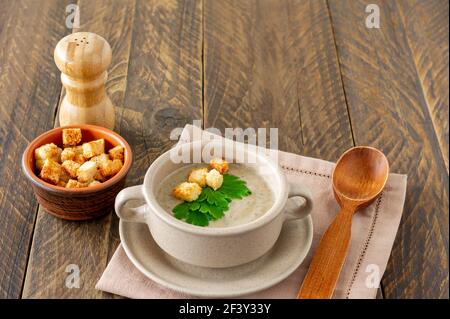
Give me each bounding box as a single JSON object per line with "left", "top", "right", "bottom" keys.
{"left": 54, "top": 32, "right": 115, "bottom": 129}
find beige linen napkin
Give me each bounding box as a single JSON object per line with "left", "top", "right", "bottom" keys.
{"left": 96, "top": 125, "right": 407, "bottom": 299}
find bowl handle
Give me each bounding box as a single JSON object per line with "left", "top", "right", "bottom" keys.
{"left": 115, "top": 185, "right": 148, "bottom": 223}
{"left": 284, "top": 183, "right": 313, "bottom": 222}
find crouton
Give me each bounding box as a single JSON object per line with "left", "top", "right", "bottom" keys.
{"left": 61, "top": 147, "right": 76, "bottom": 162}
{"left": 62, "top": 128, "right": 82, "bottom": 147}
{"left": 65, "top": 179, "right": 78, "bottom": 188}
{"left": 77, "top": 161, "right": 98, "bottom": 183}
{"left": 172, "top": 182, "right": 202, "bottom": 202}
{"left": 99, "top": 159, "right": 123, "bottom": 177}
{"left": 35, "top": 143, "right": 61, "bottom": 170}
{"left": 82, "top": 139, "right": 105, "bottom": 159}
{"left": 88, "top": 180, "right": 101, "bottom": 187}
{"left": 209, "top": 158, "right": 229, "bottom": 174}
{"left": 109, "top": 145, "right": 124, "bottom": 161}
{"left": 59, "top": 168, "right": 71, "bottom": 183}
{"left": 65, "top": 179, "right": 88, "bottom": 188}
{"left": 188, "top": 167, "right": 208, "bottom": 187}
{"left": 206, "top": 169, "right": 223, "bottom": 190}
{"left": 73, "top": 146, "right": 86, "bottom": 164}
{"left": 61, "top": 146, "right": 86, "bottom": 164}
{"left": 61, "top": 160, "right": 81, "bottom": 179}
{"left": 57, "top": 180, "right": 67, "bottom": 187}
{"left": 40, "top": 159, "right": 62, "bottom": 185}
{"left": 56, "top": 147, "right": 62, "bottom": 162}
{"left": 35, "top": 143, "right": 59, "bottom": 161}
{"left": 90, "top": 153, "right": 109, "bottom": 166}
{"left": 94, "top": 170, "right": 107, "bottom": 182}
{"left": 35, "top": 159, "right": 45, "bottom": 171}
{"left": 111, "top": 159, "right": 124, "bottom": 175}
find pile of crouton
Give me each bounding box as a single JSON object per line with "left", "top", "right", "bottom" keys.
{"left": 35, "top": 128, "right": 124, "bottom": 188}
{"left": 172, "top": 158, "right": 229, "bottom": 202}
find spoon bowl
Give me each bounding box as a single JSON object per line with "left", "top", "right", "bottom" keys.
{"left": 333, "top": 146, "right": 389, "bottom": 206}
{"left": 298, "top": 146, "right": 389, "bottom": 299}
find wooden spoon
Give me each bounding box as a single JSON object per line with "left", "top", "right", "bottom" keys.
{"left": 298, "top": 146, "right": 389, "bottom": 299}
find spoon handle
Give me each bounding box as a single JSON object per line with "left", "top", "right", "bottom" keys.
{"left": 297, "top": 206, "right": 355, "bottom": 299}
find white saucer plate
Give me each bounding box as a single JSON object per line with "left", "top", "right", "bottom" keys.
{"left": 120, "top": 216, "right": 313, "bottom": 298}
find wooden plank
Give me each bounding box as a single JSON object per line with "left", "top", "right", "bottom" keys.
{"left": 0, "top": 1, "right": 14, "bottom": 31}
{"left": 22, "top": 0, "right": 136, "bottom": 298}
{"left": 328, "top": 0, "right": 449, "bottom": 298}
{"left": 107, "top": 0, "right": 202, "bottom": 295}
{"left": 22, "top": 0, "right": 203, "bottom": 298}
{"left": 396, "top": 0, "right": 449, "bottom": 172}
{"left": 0, "top": 0, "right": 71, "bottom": 298}
{"left": 292, "top": 0, "right": 354, "bottom": 160}
{"left": 203, "top": 0, "right": 353, "bottom": 160}
{"left": 104, "top": 0, "right": 203, "bottom": 289}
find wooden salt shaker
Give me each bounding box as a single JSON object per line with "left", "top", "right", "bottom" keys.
{"left": 54, "top": 32, "right": 115, "bottom": 129}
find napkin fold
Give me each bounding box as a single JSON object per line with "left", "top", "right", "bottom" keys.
{"left": 96, "top": 125, "right": 407, "bottom": 298}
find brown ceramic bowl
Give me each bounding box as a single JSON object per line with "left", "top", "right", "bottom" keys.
{"left": 22, "top": 124, "right": 132, "bottom": 221}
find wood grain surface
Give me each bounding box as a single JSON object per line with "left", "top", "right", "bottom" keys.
{"left": 396, "top": 0, "right": 449, "bottom": 172}
{"left": 22, "top": 0, "right": 136, "bottom": 299}
{"left": 0, "top": 0, "right": 447, "bottom": 298}
{"left": 22, "top": 0, "right": 203, "bottom": 298}
{"left": 203, "top": 0, "right": 383, "bottom": 298}
{"left": 328, "top": 0, "right": 449, "bottom": 298}
{"left": 0, "top": 0, "right": 72, "bottom": 298}
{"left": 204, "top": 0, "right": 353, "bottom": 160}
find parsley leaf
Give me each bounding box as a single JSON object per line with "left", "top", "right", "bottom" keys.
{"left": 172, "top": 173, "right": 251, "bottom": 226}
{"left": 203, "top": 187, "right": 230, "bottom": 208}
{"left": 218, "top": 174, "right": 252, "bottom": 199}
{"left": 199, "top": 201, "right": 226, "bottom": 220}
{"left": 185, "top": 210, "right": 209, "bottom": 226}
{"left": 189, "top": 202, "right": 201, "bottom": 211}
{"left": 172, "top": 202, "right": 190, "bottom": 220}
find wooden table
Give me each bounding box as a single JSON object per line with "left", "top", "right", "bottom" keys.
{"left": 0, "top": 0, "right": 448, "bottom": 299}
